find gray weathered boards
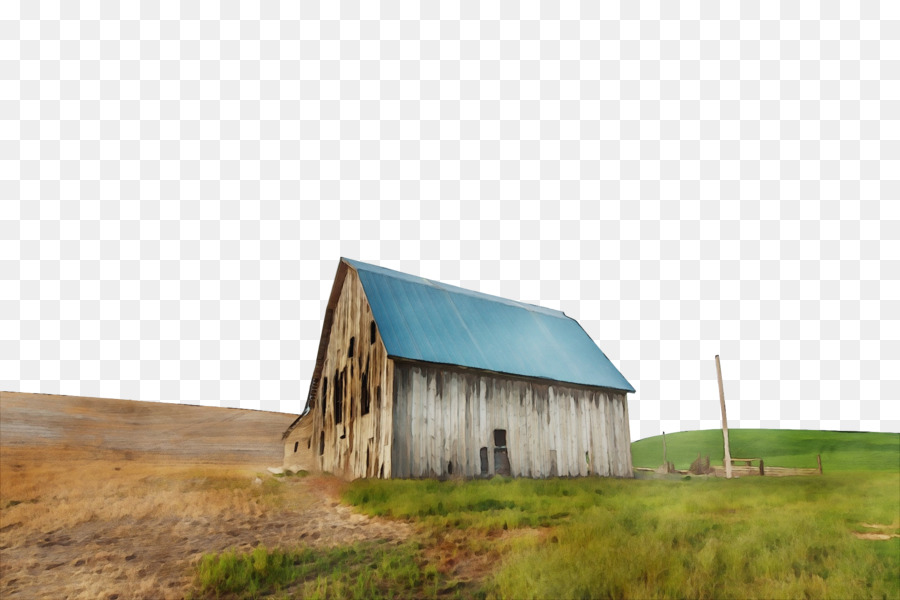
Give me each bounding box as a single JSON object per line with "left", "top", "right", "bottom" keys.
{"left": 283, "top": 258, "right": 635, "bottom": 479}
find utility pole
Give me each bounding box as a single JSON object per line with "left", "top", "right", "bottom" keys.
{"left": 716, "top": 355, "right": 733, "bottom": 479}
{"left": 662, "top": 431, "right": 667, "bottom": 467}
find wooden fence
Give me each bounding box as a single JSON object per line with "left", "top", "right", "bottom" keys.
{"left": 636, "top": 454, "right": 824, "bottom": 478}
{"left": 713, "top": 454, "right": 823, "bottom": 477}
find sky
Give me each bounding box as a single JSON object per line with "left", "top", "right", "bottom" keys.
{"left": 2, "top": 1, "right": 897, "bottom": 440}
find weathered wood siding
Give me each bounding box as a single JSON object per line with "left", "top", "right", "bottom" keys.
{"left": 283, "top": 413, "right": 315, "bottom": 470}
{"left": 391, "top": 362, "right": 632, "bottom": 478}
{"left": 309, "top": 268, "right": 394, "bottom": 479}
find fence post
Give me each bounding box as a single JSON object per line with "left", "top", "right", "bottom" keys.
{"left": 759, "top": 459, "right": 764, "bottom": 476}
{"left": 817, "top": 454, "right": 822, "bottom": 474}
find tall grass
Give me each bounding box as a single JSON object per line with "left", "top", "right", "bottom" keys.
{"left": 489, "top": 474, "right": 899, "bottom": 599}
{"left": 345, "top": 472, "right": 899, "bottom": 599}
{"left": 343, "top": 476, "right": 589, "bottom": 532}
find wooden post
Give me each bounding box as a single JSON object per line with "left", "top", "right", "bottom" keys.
{"left": 759, "top": 459, "right": 764, "bottom": 476}
{"left": 716, "top": 355, "right": 733, "bottom": 479}
{"left": 817, "top": 454, "right": 822, "bottom": 474}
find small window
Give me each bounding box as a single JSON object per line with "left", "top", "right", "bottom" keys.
{"left": 494, "top": 429, "right": 507, "bottom": 447}
{"left": 370, "top": 321, "right": 376, "bottom": 344}
{"left": 348, "top": 337, "right": 355, "bottom": 358}
{"left": 321, "top": 378, "right": 328, "bottom": 416}
{"left": 293, "top": 441, "right": 299, "bottom": 453}
{"left": 307, "top": 437, "right": 311, "bottom": 449}
{"left": 334, "top": 369, "right": 343, "bottom": 424}
{"left": 319, "top": 431, "right": 325, "bottom": 456}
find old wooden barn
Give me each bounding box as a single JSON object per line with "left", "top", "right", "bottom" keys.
{"left": 282, "top": 258, "right": 636, "bottom": 480}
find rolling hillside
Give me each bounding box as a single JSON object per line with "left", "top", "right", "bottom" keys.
{"left": 632, "top": 428, "right": 900, "bottom": 472}
{"left": 0, "top": 391, "right": 296, "bottom": 464}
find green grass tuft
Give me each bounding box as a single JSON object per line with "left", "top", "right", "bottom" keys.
{"left": 194, "top": 545, "right": 301, "bottom": 598}
{"left": 190, "top": 541, "right": 439, "bottom": 600}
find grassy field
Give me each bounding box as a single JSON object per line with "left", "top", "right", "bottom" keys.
{"left": 190, "top": 429, "right": 899, "bottom": 599}
{"left": 631, "top": 429, "right": 900, "bottom": 472}
{"left": 9, "top": 394, "right": 895, "bottom": 598}
{"left": 342, "top": 473, "right": 899, "bottom": 599}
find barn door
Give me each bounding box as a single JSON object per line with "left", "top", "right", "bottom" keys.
{"left": 493, "top": 429, "right": 511, "bottom": 476}
{"left": 366, "top": 437, "right": 375, "bottom": 477}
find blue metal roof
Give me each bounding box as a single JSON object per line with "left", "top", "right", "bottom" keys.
{"left": 343, "top": 258, "right": 635, "bottom": 393}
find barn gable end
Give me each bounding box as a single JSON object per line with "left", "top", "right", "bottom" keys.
{"left": 283, "top": 262, "right": 394, "bottom": 479}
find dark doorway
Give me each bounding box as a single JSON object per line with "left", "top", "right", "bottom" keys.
{"left": 493, "top": 429, "right": 511, "bottom": 476}
{"left": 479, "top": 447, "right": 489, "bottom": 476}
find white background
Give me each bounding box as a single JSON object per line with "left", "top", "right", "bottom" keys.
{"left": 2, "top": 1, "right": 898, "bottom": 440}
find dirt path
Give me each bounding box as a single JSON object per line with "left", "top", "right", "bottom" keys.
{"left": 1, "top": 393, "right": 413, "bottom": 599}
{"left": 1, "top": 463, "right": 413, "bottom": 600}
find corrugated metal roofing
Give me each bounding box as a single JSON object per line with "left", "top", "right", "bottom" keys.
{"left": 343, "top": 258, "right": 635, "bottom": 393}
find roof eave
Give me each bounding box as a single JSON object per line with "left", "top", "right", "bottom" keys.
{"left": 389, "top": 356, "right": 635, "bottom": 395}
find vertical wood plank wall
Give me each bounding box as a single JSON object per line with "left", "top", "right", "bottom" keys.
{"left": 283, "top": 414, "right": 315, "bottom": 470}
{"left": 391, "top": 362, "right": 633, "bottom": 479}
{"left": 307, "top": 269, "right": 394, "bottom": 479}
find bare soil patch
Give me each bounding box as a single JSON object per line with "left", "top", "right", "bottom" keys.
{"left": 852, "top": 532, "right": 899, "bottom": 540}
{"left": 852, "top": 523, "right": 900, "bottom": 541}
{"left": 0, "top": 392, "right": 412, "bottom": 599}
{"left": 422, "top": 527, "right": 540, "bottom": 589}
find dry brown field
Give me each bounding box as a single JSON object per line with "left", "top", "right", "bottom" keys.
{"left": 0, "top": 391, "right": 411, "bottom": 599}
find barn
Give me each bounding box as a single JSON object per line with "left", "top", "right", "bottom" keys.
{"left": 282, "top": 258, "right": 636, "bottom": 480}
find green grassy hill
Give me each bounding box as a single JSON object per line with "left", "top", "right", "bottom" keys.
{"left": 632, "top": 429, "right": 900, "bottom": 471}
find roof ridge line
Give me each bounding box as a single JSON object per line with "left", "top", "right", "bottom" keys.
{"left": 342, "top": 257, "right": 569, "bottom": 319}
